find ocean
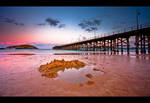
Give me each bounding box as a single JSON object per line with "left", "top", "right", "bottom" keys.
{"left": 0, "top": 48, "right": 148, "bottom": 55}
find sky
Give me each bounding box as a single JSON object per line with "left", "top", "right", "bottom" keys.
{"left": 0, "top": 6, "right": 150, "bottom": 49}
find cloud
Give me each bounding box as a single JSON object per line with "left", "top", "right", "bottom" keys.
{"left": 14, "top": 22, "right": 24, "bottom": 26}
{"left": 78, "top": 23, "right": 87, "bottom": 29}
{"left": 19, "top": 23, "right": 24, "bottom": 26}
{"left": 45, "top": 18, "right": 60, "bottom": 26}
{"left": 85, "top": 28, "right": 93, "bottom": 32}
{"left": 37, "top": 23, "right": 46, "bottom": 26}
{"left": 85, "top": 27, "right": 98, "bottom": 32}
{"left": 93, "top": 19, "right": 101, "bottom": 25}
{"left": 38, "top": 17, "right": 65, "bottom": 29}
{"left": 4, "top": 18, "right": 15, "bottom": 23}
{"left": 58, "top": 24, "right": 65, "bottom": 28}
{"left": 0, "top": 17, "right": 25, "bottom": 26}
{"left": 91, "top": 27, "right": 98, "bottom": 30}
{"left": 78, "top": 19, "right": 102, "bottom": 32}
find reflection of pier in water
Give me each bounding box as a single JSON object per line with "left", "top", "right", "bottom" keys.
{"left": 53, "top": 25, "right": 150, "bottom": 55}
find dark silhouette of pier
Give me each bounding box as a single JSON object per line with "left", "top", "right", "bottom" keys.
{"left": 53, "top": 24, "right": 150, "bottom": 54}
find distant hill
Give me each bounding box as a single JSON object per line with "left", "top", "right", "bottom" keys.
{"left": 6, "top": 45, "right": 38, "bottom": 49}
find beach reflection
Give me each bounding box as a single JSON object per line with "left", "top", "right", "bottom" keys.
{"left": 57, "top": 66, "right": 104, "bottom": 83}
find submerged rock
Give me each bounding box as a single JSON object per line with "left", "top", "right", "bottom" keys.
{"left": 87, "top": 81, "right": 94, "bottom": 85}
{"left": 93, "top": 68, "right": 100, "bottom": 71}
{"left": 39, "top": 59, "right": 86, "bottom": 78}
{"left": 86, "top": 73, "right": 93, "bottom": 78}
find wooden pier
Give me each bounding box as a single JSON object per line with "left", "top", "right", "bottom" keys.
{"left": 53, "top": 26, "right": 150, "bottom": 54}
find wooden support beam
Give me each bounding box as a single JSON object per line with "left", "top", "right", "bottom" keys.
{"left": 90, "top": 42, "right": 93, "bottom": 51}
{"left": 126, "top": 37, "right": 130, "bottom": 54}
{"left": 93, "top": 42, "right": 95, "bottom": 51}
{"left": 72, "top": 45, "right": 74, "bottom": 50}
{"left": 76, "top": 45, "right": 78, "bottom": 50}
{"left": 116, "top": 38, "right": 119, "bottom": 52}
{"left": 108, "top": 40, "right": 110, "bottom": 52}
{"left": 96, "top": 41, "right": 98, "bottom": 51}
{"left": 75, "top": 44, "right": 77, "bottom": 50}
{"left": 135, "top": 35, "right": 139, "bottom": 55}
{"left": 86, "top": 43, "right": 88, "bottom": 51}
{"left": 121, "top": 38, "right": 123, "bottom": 54}
{"left": 80, "top": 44, "right": 82, "bottom": 51}
{"left": 104, "top": 40, "right": 106, "bottom": 51}
{"left": 80, "top": 44, "right": 83, "bottom": 51}
{"left": 97, "top": 42, "right": 99, "bottom": 51}
{"left": 140, "top": 34, "right": 143, "bottom": 54}
{"left": 110, "top": 40, "right": 112, "bottom": 51}
{"left": 78, "top": 45, "right": 80, "bottom": 51}
{"left": 99, "top": 41, "right": 102, "bottom": 51}
{"left": 113, "top": 39, "right": 116, "bottom": 54}
{"left": 84, "top": 44, "right": 86, "bottom": 51}
{"left": 92, "top": 42, "right": 94, "bottom": 51}
{"left": 148, "top": 35, "right": 150, "bottom": 54}
{"left": 143, "top": 35, "right": 146, "bottom": 54}
{"left": 95, "top": 42, "right": 97, "bottom": 51}
{"left": 90, "top": 42, "right": 92, "bottom": 51}
{"left": 76, "top": 44, "right": 78, "bottom": 50}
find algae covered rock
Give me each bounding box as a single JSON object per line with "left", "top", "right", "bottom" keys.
{"left": 86, "top": 73, "right": 93, "bottom": 78}
{"left": 39, "top": 59, "right": 86, "bottom": 78}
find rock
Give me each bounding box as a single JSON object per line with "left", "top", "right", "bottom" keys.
{"left": 93, "top": 68, "right": 100, "bottom": 71}
{"left": 39, "top": 59, "right": 86, "bottom": 78}
{"left": 87, "top": 81, "right": 94, "bottom": 85}
{"left": 86, "top": 73, "right": 93, "bottom": 78}
{"left": 6, "top": 44, "right": 38, "bottom": 49}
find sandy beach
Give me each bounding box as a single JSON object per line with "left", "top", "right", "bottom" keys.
{"left": 0, "top": 50, "right": 150, "bottom": 96}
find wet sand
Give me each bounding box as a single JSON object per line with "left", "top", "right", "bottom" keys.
{"left": 0, "top": 53, "right": 150, "bottom": 96}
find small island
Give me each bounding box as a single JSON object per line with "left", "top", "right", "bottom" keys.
{"left": 5, "top": 44, "right": 38, "bottom": 49}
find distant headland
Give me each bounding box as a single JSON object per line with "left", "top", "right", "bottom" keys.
{"left": 0, "top": 44, "right": 38, "bottom": 49}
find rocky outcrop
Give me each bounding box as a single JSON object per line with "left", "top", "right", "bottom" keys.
{"left": 6, "top": 45, "right": 38, "bottom": 49}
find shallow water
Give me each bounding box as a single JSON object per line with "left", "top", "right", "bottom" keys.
{"left": 56, "top": 66, "right": 104, "bottom": 83}
{"left": 0, "top": 49, "right": 150, "bottom": 96}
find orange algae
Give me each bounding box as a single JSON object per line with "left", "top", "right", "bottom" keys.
{"left": 93, "top": 63, "right": 96, "bottom": 65}
{"left": 93, "top": 68, "right": 100, "bottom": 71}
{"left": 42, "top": 72, "right": 58, "bottom": 78}
{"left": 79, "top": 83, "right": 84, "bottom": 87}
{"left": 87, "top": 81, "right": 95, "bottom": 85}
{"left": 85, "top": 57, "right": 88, "bottom": 59}
{"left": 39, "top": 59, "right": 86, "bottom": 78}
{"left": 86, "top": 73, "right": 93, "bottom": 78}
{"left": 93, "top": 67, "right": 105, "bottom": 73}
